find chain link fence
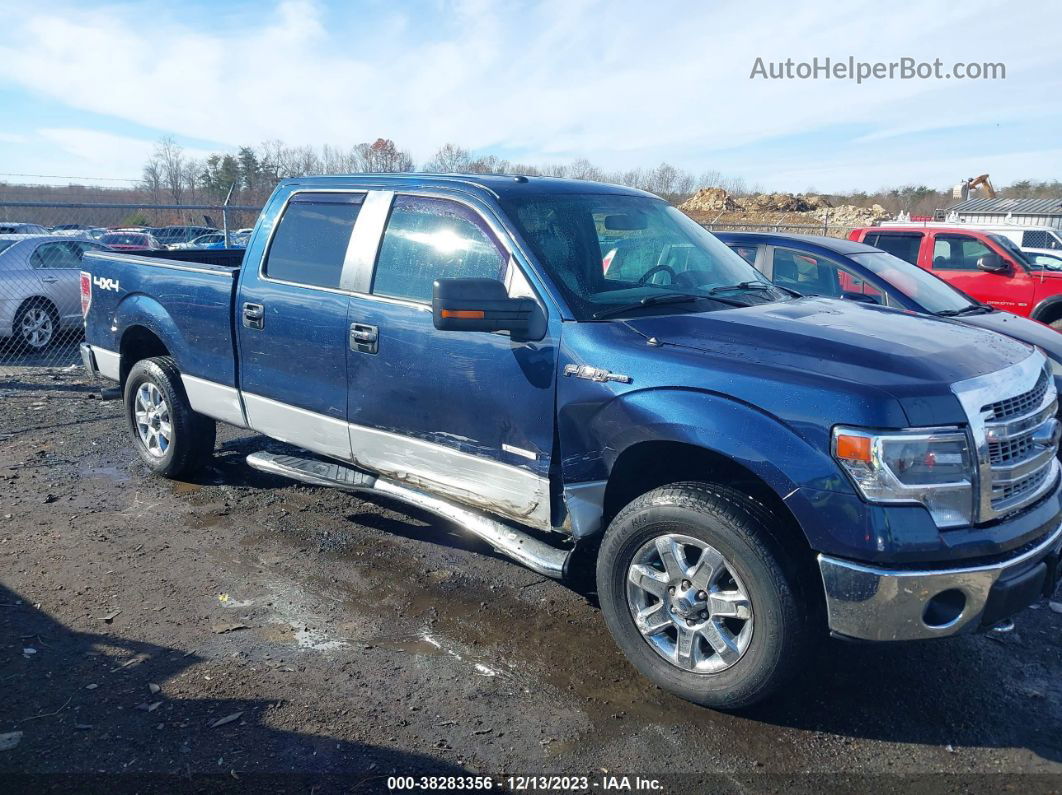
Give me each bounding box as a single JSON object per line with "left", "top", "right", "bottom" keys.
{"left": 0, "top": 201, "right": 260, "bottom": 381}
{"left": 701, "top": 221, "right": 858, "bottom": 238}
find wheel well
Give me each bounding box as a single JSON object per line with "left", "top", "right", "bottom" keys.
{"left": 119, "top": 326, "right": 169, "bottom": 385}
{"left": 1032, "top": 300, "right": 1062, "bottom": 325}
{"left": 16, "top": 295, "right": 59, "bottom": 318}
{"left": 602, "top": 441, "right": 809, "bottom": 552}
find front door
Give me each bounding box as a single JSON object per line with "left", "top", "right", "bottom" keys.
{"left": 236, "top": 191, "right": 364, "bottom": 460}
{"left": 345, "top": 193, "right": 557, "bottom": 529}
{"left": 929, "top": 233, "right": 1034, "bottom": 315}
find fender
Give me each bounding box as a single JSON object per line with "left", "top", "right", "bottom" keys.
{"left": 560, "top": 386, "right": 885, "bottom": 558}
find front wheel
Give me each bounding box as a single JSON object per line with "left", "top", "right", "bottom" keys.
{"left": 596, "top": 482, "right": 814, "bottom": 710}
{"left": 124, "top": 356, "right": 216, "bottom": 478}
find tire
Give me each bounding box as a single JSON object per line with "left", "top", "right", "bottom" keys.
{"left": 14, "top": 299, "right": 59, "bottom": 351}
{"left": 596, "top": 482, "right": 814, "bottom": 710}
{"left": 123, "top": 356, "right": 216, "bottom": 478}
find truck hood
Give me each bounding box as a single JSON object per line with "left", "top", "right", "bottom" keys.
{"left": 622, "top": 297, "right": 1032, "bottom": 423}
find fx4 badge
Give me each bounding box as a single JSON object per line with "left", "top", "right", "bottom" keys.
{"left": 93, "top": 276, "right": 121, "bottom": 292}
{"left": 563, "top": 364, "right": 632, "bottom": 384}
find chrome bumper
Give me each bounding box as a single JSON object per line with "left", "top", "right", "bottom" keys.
{"left": 818, "top": 522, "right": 1062, "bottom": 641}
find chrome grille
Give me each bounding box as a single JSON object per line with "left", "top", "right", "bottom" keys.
{"left": 952, "top": 353, "right": 1060, "bottom": 524}
{"left": 982, "top": 370, "right": 1049, "bottom": 422}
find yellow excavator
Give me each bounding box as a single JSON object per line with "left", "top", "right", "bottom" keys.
{"left": 953, "top": 173, "right": 997, "bottom": 200}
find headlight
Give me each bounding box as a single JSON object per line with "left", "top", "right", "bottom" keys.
{"left": 832, "top": 426, "right": 974, "bottom": 528}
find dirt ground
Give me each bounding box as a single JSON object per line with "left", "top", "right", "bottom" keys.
{"left": 1, "top": 368, "right": 1061, "bottom": 793}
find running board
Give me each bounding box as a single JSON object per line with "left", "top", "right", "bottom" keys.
{"left": 245, "top": 452, "right": 572, "bottom": 579}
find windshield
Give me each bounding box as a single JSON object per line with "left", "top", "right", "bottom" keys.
{"left": 990, "top": 234, "right": 1036, "bottom": 268}
{"left": 0, "top": 241, "right": 16, "bottom": 256}
{"left": 500, "top": 194, "right": 787, "bottom": 319}
{"left": 101, "top": 233, "right": 148, "bottom": 245}
{"left": 849, "top": 251, "right": 973, "bottom": 313}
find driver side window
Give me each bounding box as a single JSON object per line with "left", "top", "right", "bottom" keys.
{"left": 372, "top": 196, "right": 507, "bottom": 303}
{"left": 770, "top": 247, "right": 884, "bottom": 303}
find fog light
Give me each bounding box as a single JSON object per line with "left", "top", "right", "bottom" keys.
{"left": 923, "top": 589, "right": 966, "bottom": 628}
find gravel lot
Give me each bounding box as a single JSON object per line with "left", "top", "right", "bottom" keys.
{"left": 1, "top": 368, "right": 1061, "bottom": 792}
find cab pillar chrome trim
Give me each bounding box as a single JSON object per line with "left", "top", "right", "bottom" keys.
{"left": 340, "top": 190, "right": 394, "bottom": 294}
{"left": 818, "top": 521, "right": 1062, "bottom": 641}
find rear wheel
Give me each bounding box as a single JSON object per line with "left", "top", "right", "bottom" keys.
{"left": 597, "top": 482, "right": 814, "bottom": 710}
{"left": 124, "top": 356, "right": 216, "bottom": 478}
{"left": 14, "top": 300, "right": 58, "bottom": 351}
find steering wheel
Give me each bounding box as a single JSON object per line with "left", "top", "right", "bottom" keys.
{"left": 639, "top": 264, "right": 677, "bottom": 285}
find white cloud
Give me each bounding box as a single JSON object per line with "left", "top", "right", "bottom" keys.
{"left": 0, "top": 0, "right": 1059, "bottom": 189}
{"left": 34, "top": 128, "right": 213, "bottom": 180}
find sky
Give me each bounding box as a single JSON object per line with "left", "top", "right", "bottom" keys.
{"left": 0, "top": 0, "right": 1060, "bottom": 193}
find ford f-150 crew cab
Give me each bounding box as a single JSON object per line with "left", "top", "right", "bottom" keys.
{"left": 81, "top": 175, "right": 1062, "bottom": 709}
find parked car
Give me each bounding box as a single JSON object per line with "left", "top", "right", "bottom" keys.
{"left": 169, "top": 233, "right": 237, "bottom": 250}
{"left": 882, "top": 220, "right": 1062, "bottom": 254}
{"left": 98, "top": 232, "right": 162, "bottom": 252}
{"left": 849, "top": 225, "right": 1062, "bottom": 328}
{"left": 0, "top": 235, "right": 107, "bottom": 350}
{"left": 1030, "top": 251, "right": 1062, "bottom": 271}
{"left": 0, "top": 222, "right": 49, "bottom": 235}
{"left": 151, "top": 226, "right": 219, "bottom": 249}
{"left": 718, "top": 232, "right": 1062, "bottom": 391}
{"left": 81, "top": 175, "right": 1062, "bottom": 709}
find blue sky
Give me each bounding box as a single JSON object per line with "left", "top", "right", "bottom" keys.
{"left": 0, "top": 0, "right": 1059, "bottom": 192}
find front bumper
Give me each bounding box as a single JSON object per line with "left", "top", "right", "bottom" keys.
{"left": 819, "top": 521, "right": 1062, "bottom": 641}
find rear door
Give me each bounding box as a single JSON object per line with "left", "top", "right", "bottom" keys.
{"left": 343, "top": 192, "right": 556, "bottom": 529}
{"left": 927, "top": 232, "right": 1033, "bottom": 314}
{"left": 29, "top": 240, "right": 101, "bottom": 324}
{"left": 236, "top": 191, "right": 364, "bottom": 460}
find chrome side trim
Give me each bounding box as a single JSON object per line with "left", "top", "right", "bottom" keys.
{"left": 245, "top": 451, "right": 570, "bottom": 579}
{"left": 181, "top": 375, "right": 247, "bottom": 428}
{"left": 239, "top": 391, "right": 552, "bottom": 530}
{"left": 90, "top": 346, "right": 121, "bottom": 381}
{"left": 347, "top": 422, "right": 551, "bottom": 530}
{"left": 818, "top": 521, "right": 1062, "bottom": 641}
{"left": 242, "top": 392, "right": 352, "bottom": 461}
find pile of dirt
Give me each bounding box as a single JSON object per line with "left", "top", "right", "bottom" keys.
{"left": 679, "top": 186, "right": 891, "bottom": 235}
{"left": 806, "top": 203, "right": 891, "bottom": 226}
{"left": 678, "top": 187, "right": 741, "bottom": 213}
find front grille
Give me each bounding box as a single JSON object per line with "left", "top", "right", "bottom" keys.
{"left": 982, "top": 370, "right": 1049, "bottom": 422}
{"left": 980, "top": 368, "right": 1057, "bottom": 517}
{"left": 994, "top": 465, "right": 1052, "bottom": 505}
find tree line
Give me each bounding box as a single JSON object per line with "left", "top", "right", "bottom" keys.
{"left": 125, "top": 133, "right": 1062, "bottom": 217}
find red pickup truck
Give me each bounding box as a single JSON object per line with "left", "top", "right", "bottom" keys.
{"left": 848, "top": 225, "right": 1062, "bottom": 329}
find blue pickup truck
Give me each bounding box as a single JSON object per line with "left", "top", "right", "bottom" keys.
{"left": 80, "top": 175, "right": 1062, "bottom": 709}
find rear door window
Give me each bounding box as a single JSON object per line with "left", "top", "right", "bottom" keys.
{"left": 770, "top": 247, "right": 886, "bottom": 304}
{"left": 264, "top": 193, "right": 364, "bottom": 289}
{"left": 864, "top": 232, "right": 922, "bottom": 265}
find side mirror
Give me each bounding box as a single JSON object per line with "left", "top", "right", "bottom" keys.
{"left": 433, "top": 278, "right": 535, "bottom": 336}
{"left": 977, "top": 253, "right": 1009, "bottom": 273}
{"left": 840, "top": 291, "right": 880, "bottom": 305}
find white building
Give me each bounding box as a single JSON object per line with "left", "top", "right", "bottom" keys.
{"left": 946, "top": 197, "right": 1062, "bottom": 231}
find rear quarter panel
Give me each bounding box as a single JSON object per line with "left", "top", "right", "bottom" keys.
{"left": 82, "top": 252, "right": 238, "bottom": 386}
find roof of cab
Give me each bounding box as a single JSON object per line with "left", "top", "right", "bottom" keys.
{"left": 715, "top": 231, "right": 880, "bottom": 255}
{"left": 276, "top": 173, "right": 659, "bottom": 201}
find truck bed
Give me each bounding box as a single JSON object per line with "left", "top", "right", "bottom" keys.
{"left": 83, "top": 250, "right": 241, "bottom": 388}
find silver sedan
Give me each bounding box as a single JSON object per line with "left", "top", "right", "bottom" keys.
{"left": 0, "top": 235, "right": 107, "bottom": 351}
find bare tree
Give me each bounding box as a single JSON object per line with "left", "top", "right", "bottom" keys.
{"left": 156, "top": 136, "right": 185, "bottom": 205}
{"left": 423, "top": 143, "right": 472, "bottom": 172}
{"left": 140, "top": 157, "right": 163, "bottom": 205}
{"left": 354, "top": 139, "right": 414, "bottom": 172}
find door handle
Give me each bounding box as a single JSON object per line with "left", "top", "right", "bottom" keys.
{"left": 242, "top": 302, "right": 264, "bottom": 330}
{"left": 41, "top": 276, "right": 59, "bottom": 284}
{"left": 349, "top": 322, "right": 378, "bottom": 354}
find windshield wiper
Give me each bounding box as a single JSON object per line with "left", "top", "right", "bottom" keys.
{"left": 593, "top": 293, "right": 710, "bottom": 320}
{"left": 936, "top": 304, "right": 993, "bottom": 317}
{"left": 709, "top": 281, "right": 774, "bottom": 295}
